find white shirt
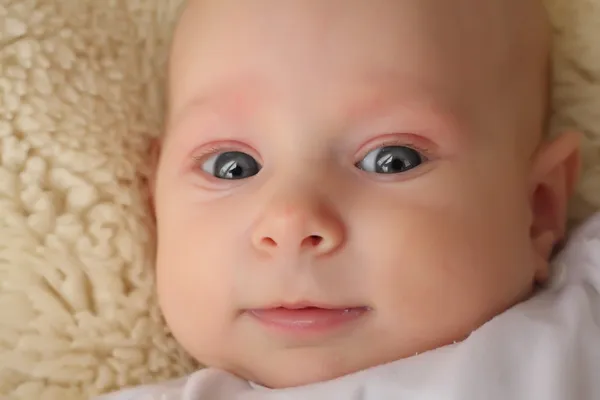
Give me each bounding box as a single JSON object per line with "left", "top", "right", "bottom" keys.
{"left": 97, "top": 213, "right": 600, "bottom": 400}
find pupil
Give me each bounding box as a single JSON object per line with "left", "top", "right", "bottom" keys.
{"left": 230, "top": 164, "right": 243, "bottom": 177}
{"left": 391, "top": 158, "right": 405, "bottom": 171}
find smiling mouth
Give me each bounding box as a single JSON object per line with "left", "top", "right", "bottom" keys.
{"left": 246, "top": 305, "right": 371, "bottom": 333}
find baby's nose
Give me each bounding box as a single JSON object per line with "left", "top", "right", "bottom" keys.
{"left": 250, "top": 195, "right": 345, "bottom": 258}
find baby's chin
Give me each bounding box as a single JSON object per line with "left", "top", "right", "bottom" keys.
{"left": 239, "top": 360, "right": 377, "bottom": 389}
{"left": 219, "top": 345, "right": 430, "bottom": 389}
{"left": 206, "top": 327, "right": 475, "bottom": 389}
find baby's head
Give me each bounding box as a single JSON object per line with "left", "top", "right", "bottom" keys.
{"left": 152, "top": 0, "right": 580, "bottom": 388}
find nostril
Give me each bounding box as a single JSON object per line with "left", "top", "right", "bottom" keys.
{"left": 261, "top": 237, "right": 277, "bottom": 247}
{"left": 306, "top": 235, "right": 323, "bottom": 247}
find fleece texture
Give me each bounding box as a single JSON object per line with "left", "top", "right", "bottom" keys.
{"left": 0, "top": 0, "right": 599, "bottom": 399}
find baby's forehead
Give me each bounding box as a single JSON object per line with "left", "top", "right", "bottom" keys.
{"left": 174, "top": 0, "right": 547, "bottom": 51}
{"left": 168, "top": 0, "right": 549, "bottom": 147}
{"left": 170, "top": 0, "right": 547, "bottom": 87}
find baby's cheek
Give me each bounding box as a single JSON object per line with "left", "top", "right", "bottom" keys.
{"left": 363, "top": 201, "right": 532, "bottom": 338}
{"left": 154, "top": 220, "right": 238, "bottom": 362}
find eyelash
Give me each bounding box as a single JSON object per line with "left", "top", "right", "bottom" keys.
{"left": 190, "top": 135, "right": 433, "bottom": 169}
{"left": 355, "top": 135, "right": 432, "bottom": 163}
{"left": 191, "top": 141, "right": 262, "bottom": 167}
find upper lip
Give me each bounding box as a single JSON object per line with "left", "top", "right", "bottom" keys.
{"left": 251, "top": 301, "right": 366, "bottom": 310}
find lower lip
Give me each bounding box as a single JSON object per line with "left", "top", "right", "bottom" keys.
{"left": 247, "top": 306, "right": 369, "bottom": 333}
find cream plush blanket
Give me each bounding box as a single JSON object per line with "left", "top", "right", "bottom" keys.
{"left": 0, "top": 0, "right": 599, "bottom": 399}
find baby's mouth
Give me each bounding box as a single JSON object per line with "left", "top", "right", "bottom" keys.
{"left": 247, "top": 305, "right": 370, "bottom": 332}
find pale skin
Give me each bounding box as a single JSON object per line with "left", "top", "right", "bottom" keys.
{"left": 151, "top": 0, "right": 581, "bottom": 389}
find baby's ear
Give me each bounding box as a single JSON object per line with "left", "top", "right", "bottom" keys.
{"left": 529, "top": 131, "right": 581, "bottom": 270}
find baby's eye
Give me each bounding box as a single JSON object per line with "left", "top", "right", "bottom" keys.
{"left": 356, "top": 146, "right": 423, "bottom": 174}
{"left": 201, "top": 151, "right": 262, "bottom": 180}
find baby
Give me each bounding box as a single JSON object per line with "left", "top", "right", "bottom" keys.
{"left": 99, "top": 0, "right": 600, "bottom": 398}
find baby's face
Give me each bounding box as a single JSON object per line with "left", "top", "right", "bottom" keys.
{"left": 155, "top": 0, "right": 554, "bottom": 388}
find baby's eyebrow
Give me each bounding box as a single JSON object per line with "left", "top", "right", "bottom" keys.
{"left": 339, "top": 91, "right": 467, "bottom": 141}
{"left": 167, "top": 74, "right": 467, "bottom": 147}
{"left": 167, "top": 77, "right": 266, "bottom": 132}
